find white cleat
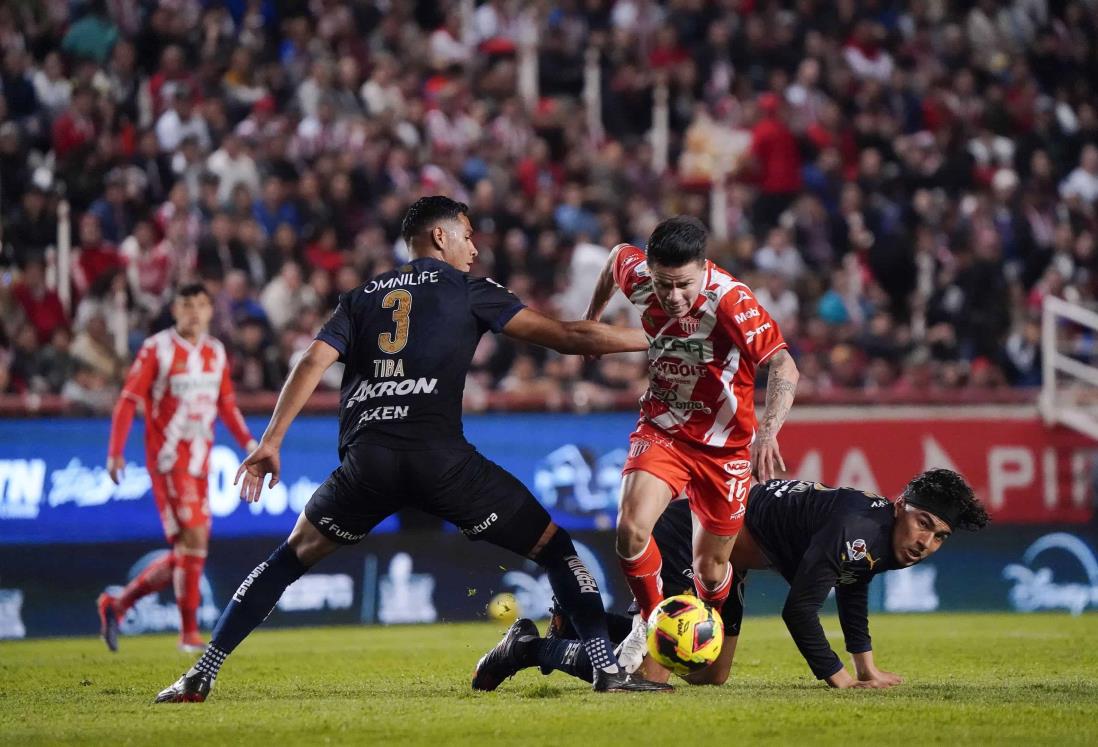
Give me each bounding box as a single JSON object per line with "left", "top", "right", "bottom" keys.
{"left": 614, "top": 613, "right": 649, "bottom": 673}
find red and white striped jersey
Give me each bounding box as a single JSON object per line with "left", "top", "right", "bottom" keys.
{"left": 108, "top": 329, "right": 253, "bottom": 476}
{"left": 613, "top": 244, "right": 787, "bottom": 450}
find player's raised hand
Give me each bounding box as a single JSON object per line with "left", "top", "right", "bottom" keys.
{"left": 107, "top": 456, "right": 125, "bottom": 485}
{"left": 234, "top": 440, "right": 281, "bottom": 504}
{"left": 750, "top": 435, "right": 786, "bottom": 483}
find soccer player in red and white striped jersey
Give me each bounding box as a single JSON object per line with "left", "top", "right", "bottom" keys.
{"left": 585, "top": 216, "right": 800, "bottom": 672}
{"left": 98, "top": 283, "right": 256, "bottom": 653}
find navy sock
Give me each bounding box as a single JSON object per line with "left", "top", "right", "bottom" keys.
{"left": 536, "top": 637, "right": 594, "bottom": 683}
{"left": 193, "top": 542, "right": 307, "bottom": 679}
{"left": 534, "top": 529, "right": 618, "bottom": 674}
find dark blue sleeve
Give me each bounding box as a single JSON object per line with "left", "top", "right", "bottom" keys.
{"left": 836, "top": 582, "right": 871, "bottom": 654}
{"left": 781, "top": 536, "right": 845, "bottom": 679}
{"left": 315, "top": 295, "right": 353, "bottom": 358}
{"left": 467, "top": 276, "right": 525, "bottom": 334}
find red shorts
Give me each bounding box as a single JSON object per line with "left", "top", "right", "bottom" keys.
{"left": 622, "top": 421, "right": 751, "bottom": 536}
{"left": 149, "top": 469, "right": 210, "bottom": 543}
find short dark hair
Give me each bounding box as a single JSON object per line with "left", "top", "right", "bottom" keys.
{"left": 175, "top": 282, "right": 211, "bottom": 301}
{"left": 400, "top": 196, "right": 469, "bottom": 243}
{"left": 903, "top": 468, "right": 990, "bottom": 532}
{"left": 646, "top": 216, "right": 708, "bottom": 267}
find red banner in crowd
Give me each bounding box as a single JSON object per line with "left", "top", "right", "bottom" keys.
{"left": 778, "top": 409, "right": 1097, "bottom": 524}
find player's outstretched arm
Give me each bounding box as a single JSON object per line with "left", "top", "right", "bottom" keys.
{"left": 752, "top": 349, "right": 799, "bottom": 483}
{"left": 235, "top": 340, "right": 339, "bottom": 503}
{"left": 582, "top": 244, "right": 625, "bottom": 322}
{"left": 502, "top": 307, "right": 647, "bottom": 355}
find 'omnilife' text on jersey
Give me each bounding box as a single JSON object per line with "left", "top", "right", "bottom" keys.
{"left": 362, "top": 270, "right": 440, "bottom": 294}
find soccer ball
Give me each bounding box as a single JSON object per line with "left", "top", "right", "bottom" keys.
{"left": 487, "top": 592, "right": 519, "bottom": 623}
{"left": 646, "top": 594, "right": 724, "bottom": 676}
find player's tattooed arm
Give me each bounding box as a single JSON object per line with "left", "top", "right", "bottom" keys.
{"left": 583, "top": 244, "right": 624, "bottom": 322}
{"left": 752, "top": 349, "right": 799, "bottom": 483}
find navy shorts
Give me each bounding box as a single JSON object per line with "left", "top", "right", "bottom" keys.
{"left": 304, "top": 442, "right": 552, "bottom": 556}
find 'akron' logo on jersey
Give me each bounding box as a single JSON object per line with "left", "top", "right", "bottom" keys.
{"left": 651, "top": 337, "right": 714, "bottom": 360}
{"left": 346, "top": 377, "right": 438, "bottom": 407}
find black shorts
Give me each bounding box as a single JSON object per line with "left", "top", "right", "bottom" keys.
{"left": 304, "top": 442, "right": 552, "bottom": 556}
{"left": 654, "top": 498, "right": 697, "bottom": 596}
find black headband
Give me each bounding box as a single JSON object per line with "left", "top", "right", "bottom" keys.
{"left": 903, "top": 491, "right": 960, "bottom": 531}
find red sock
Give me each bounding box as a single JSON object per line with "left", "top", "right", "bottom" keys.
{"left": 116, "top": 551, "right": 175, "bottom": 614}
{"left": 619, "top": 538, "right": 664, "bottom": 619}
{"left": 174, "top": 554, "right": 205, "bottom": 637}
{"left": 694, "top": 563, "right": 734, "bottom": 610}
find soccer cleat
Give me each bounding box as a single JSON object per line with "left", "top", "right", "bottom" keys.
{"left": 154, "top": 669, "right": 214, "bottom": 703}
{"left": 96, "top": 593, "right": 119, "bottom": 653}
{"left": 613, "top": 613, "right": 649, "bottom": 674}
{"left": 177, "top": 633, "right": 207, "bottom": 654}
{"left": 471, "top": 618, "right": 538, "bottom": 691}
{"left": 592, "top": 668, "right": 673, "bottom": 693}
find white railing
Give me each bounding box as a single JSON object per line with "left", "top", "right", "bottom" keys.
{"left": 1041, "top": 295, "right": 1098, "bottom": 440}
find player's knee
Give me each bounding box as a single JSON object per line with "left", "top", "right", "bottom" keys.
{"left": 693, "top": 556, "right": 726, "bottom": 588}
{"left": 289, "top": 517, "right": 338, "bottom": 567}
{"left": 176, "top": 526, "right": 208, "bottom": 552}
{"left": 615, "top": 517, "right": 651, "bottom": 557}
{"left": 531, "top": 525, "right": 576, "bottom": 564}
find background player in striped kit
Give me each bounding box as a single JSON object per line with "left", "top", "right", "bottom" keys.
{"left": 100, "top": 283, "right": 257, "bottom": 653}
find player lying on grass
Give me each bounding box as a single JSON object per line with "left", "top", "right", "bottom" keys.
{"left": 474, "top": 469, "right": 989, "bottom": 689}
{"left": 584, "top": 216, "right": 799, "bottom": 673}
{"left": 155, "top": 196, "right": 670, "bottom": 702}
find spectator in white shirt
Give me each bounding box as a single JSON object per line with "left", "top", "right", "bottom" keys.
{"left": 155, "top": 85, "right": 210, "bottom": 152}
{"left": 1060, "top": 145, "right": 1098, "bottom": 206}
{"left": 207, "top": 132, "right": 260, "bottom": 202}
{"left": 754, "top": 271, "right": 801, "bottom": 327}
{"left": 32, "top": 51, "right": 72, "bottom": 115}
{"left": 755, "top": 225, "right": 806, "bottom": 283}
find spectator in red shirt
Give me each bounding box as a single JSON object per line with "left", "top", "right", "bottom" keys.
{"left": 73, "top": 213, "right": 125, "bottom": 297}
{"left": 648, "top": 27, "right": 689, "bottom": 70}
{"left": 748, "top": 93, "right": 803, "bottom": 233}
{"left": 515, "top": 139, "right": 563, "bottom": 200}
{"left": 51, "top": 84, "right": 97, "bottom": 161}
{"left": 13, "top": 257, "right": 68, "bottom": 344}
{"left": 304, "top": 226, "right": 345, "bottom": 275}
{"left": 147, "top": 44, "right": 197, "bottom": 118}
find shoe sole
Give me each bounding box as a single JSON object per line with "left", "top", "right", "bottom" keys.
{"left": 154, "top": 691, "right": 207, "bottom": 704}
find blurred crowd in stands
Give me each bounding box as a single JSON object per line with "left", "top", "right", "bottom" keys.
{"left": 1, "top": 0, "right": 1095, "bottom": 412}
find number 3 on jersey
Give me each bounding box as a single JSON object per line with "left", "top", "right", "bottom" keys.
{"left": 378, "top": 289, "right": 412, "bottom": 353}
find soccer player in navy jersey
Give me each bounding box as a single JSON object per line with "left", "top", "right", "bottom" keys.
{"left": 155, "top": 196, "right": 670, "bottom": 702}
{"left": 482, "top": 469, "right": 989, "bottom": 689}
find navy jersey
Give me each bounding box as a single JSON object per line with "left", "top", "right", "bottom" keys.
{"left": 315, "top": 257, "right": 524, "bottom": 454}
{"left": 746, "top": 479, "right": 897, "bottom": 679}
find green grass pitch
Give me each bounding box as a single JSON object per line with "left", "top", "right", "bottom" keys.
{"left": 1, "top": 613, "right": 1096, "bottom": 745}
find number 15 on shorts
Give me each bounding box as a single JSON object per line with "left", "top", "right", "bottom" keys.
{"left": 723, "top": 460, "right": 751, "bottom": 520}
